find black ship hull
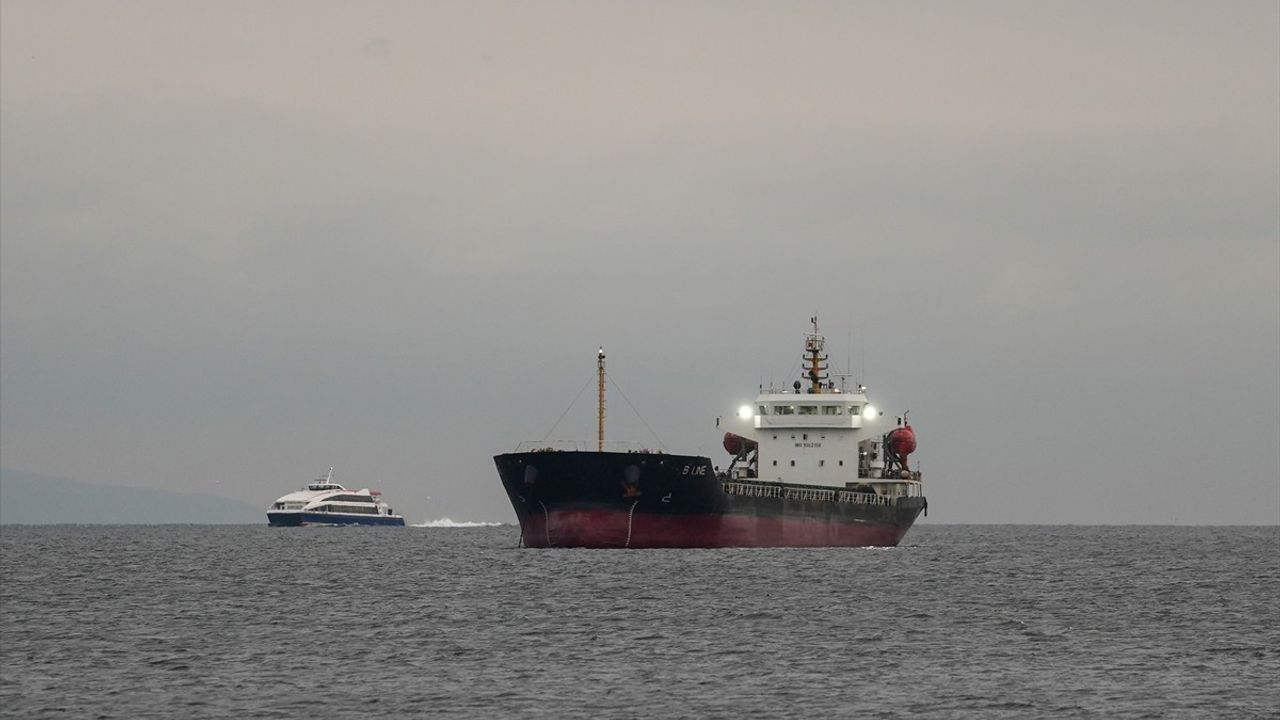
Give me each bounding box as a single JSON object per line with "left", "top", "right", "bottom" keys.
{"left": 495, "top": 451, "right": 926, "bottom": 548}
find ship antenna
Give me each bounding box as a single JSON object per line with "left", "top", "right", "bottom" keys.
{"left": 847, "top": 326, "right": 852, "bottom": 383}
{"left": 597, "top": 347, "right": 606, "bottom": 451}
{"left": 834, "top": 325, "right": 852, "bottom": 393}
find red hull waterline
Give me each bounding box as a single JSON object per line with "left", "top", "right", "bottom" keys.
{"left": 518, "top": 507, "right": 908, "bottom": 549}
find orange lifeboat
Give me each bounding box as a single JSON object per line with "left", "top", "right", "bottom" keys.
{"left": 722, "top": 432, "right": 758, "bottom": 457}
{"left": 886, "top": 425, "right": 917, "bottom": 467}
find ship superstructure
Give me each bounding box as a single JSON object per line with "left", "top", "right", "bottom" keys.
{"left": 717, "top": 318, "right": 924, "bottom": 502}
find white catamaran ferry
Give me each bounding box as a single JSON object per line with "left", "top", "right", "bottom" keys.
{"left": 267, "top": 468, "right": 405, "bottom": 527}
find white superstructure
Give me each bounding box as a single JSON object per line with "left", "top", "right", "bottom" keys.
{"left": 717, "top": 319, "right": 924, "bottom": 500}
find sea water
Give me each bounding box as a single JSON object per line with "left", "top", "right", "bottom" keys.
{"left": 1, "top": 525, "right": 1276, "bottom": 719}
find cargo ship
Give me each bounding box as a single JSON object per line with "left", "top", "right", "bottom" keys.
{"left": 494, "top": 319, "right": 927, "bottom": 548}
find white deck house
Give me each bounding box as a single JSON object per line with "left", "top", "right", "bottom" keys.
{"left": 717, "top": 320, "right": 923, "bottom": 499}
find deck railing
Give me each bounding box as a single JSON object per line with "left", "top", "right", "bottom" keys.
{"left": 514, "top": 440, "right": 661, "bottom": 453}
{"left": 721, "top": 482, "right": 898, "bottom": 506}
{"left": 858, "top": 469, "right": 924, "bottom": 481}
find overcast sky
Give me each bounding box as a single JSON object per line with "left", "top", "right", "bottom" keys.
{"left": 2, "top": 1, "right": 1277, "bottom": 524}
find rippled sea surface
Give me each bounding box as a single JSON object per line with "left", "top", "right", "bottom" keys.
{"left": 2, "top": 525, "right": 1277, "bottom": 719}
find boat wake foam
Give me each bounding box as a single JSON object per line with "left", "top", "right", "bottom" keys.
{"left": 413, "top": 517, "right": 504, "bottom": 528}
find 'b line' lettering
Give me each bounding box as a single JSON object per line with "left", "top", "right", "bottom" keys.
{"left": 681, "top": 465, "right": 708, "bottom": 476}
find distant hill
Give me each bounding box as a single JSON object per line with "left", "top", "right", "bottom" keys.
{"left": 0, "top": 468, "right": 261, "bottom": 524}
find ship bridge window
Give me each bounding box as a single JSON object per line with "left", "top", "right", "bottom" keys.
{"left": 776, "top": 406, "right": 795, "bottom": 416}
{"left": 849, "top": 406, "right": 860, "bottom": 415}
{"left": 758, "top": 405, "right": 769, "bottom": 415}
{"left": 328, "top": 494, "right": 374, "bottom": 503}
{"left": 798, "top": 406, "right": 817, "bottom": 415}
{"left": 821, "top": 405, "right": 841, "bottom": 415}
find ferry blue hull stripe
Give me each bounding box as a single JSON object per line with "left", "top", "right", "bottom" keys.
{"left": 267, "top": 512, "right": 405, "bottom": 527}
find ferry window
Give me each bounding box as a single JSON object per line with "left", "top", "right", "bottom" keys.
{"left": 758, "top": 405, "right": 768, "bottom": 415}
{"left": 803, "top": 434, "right": 807, "bottom": 441}
{"left": 821, "top": 405, "right": 840, "bottom": 415}
{"left": 849, "top": 406, "right": 860, "bottom": 415}
{"left": 839, "top": 460, "right": 844, "bottom": 467}
{"left": 798, "top": 405, "right": 817, "bottom": 415}
{"left": 776, "top": 405, "right": 795, "bottom": 416}
{"left": 789, "top": 460, "right": 795, "bottom": 467}
{"left": 819, "top": 460, "right": 825, "bottom": 467}
{"left": 772, "top": 460, "right": 777, "bottom": 467}
{"left": 772, "top": 435, "right": 777, "bottom": 440}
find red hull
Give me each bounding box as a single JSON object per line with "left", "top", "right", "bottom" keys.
{"left": 519, "top": 507, "right": 906, "bottom": 548}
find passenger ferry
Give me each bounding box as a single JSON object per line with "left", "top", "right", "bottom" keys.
{"left": 267, "top": 468, "right": 405, "bottom": 526}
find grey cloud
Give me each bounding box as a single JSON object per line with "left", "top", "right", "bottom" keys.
{"left": 2, "top": 1, "right": 1276, "bottom": 524}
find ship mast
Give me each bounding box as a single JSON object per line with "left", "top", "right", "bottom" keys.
{"left": 597, "top": 347, "right": 606, "bottom": 451}
{"left": 804, "top": 317, "right": 829, "bottom": 393}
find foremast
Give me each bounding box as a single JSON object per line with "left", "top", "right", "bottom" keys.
{"left": 597, "top": 347, "right": 606, "bottom": 451}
